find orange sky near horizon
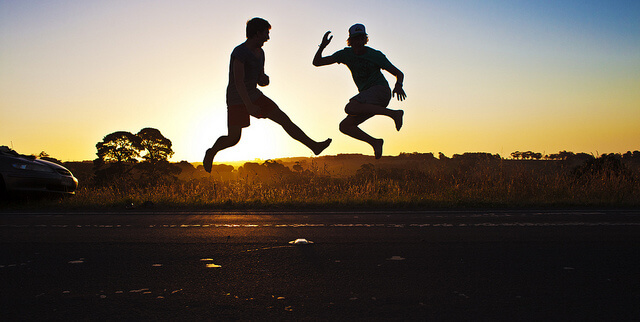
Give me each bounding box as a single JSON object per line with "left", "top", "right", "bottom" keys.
{"left": 1, "top": 0, "right": 639, "bottom": 162}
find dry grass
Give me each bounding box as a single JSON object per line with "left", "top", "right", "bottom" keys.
{"left": 12, "top": 156, "right": 638, "bottom": 211}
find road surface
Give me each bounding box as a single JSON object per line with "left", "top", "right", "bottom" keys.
{"left": 1, "top": 209, "right": 639, "bottom": 320}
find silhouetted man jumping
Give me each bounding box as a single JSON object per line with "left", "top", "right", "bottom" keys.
{"left": 313, "top": 24, "right": 406, "bottom": 159}
{"left": 204, "top": 18, "right": 331, "bottom": 172}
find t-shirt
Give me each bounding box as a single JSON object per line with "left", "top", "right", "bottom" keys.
{"left": 226, "top": 43, "right": 264, "bottom": 106}
{"left": 330, "top": 46, "right": 394, "bottom": 92}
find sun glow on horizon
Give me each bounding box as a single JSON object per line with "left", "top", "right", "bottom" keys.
{"left": 2, "top": 1, "right": 639, "bottom": 162}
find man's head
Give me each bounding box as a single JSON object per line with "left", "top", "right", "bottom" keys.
{"left": 347, "top": 23, "right": 368, "bottom": 47}
{"left": 246, "top": 17, "right": 271, "bottom": 39}
{"left": 349, "top": 24, "right": 366, "bottom": 37}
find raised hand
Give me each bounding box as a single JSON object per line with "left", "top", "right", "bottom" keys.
{"left": 320, "top": 31, "right": 333, "bottom": 48}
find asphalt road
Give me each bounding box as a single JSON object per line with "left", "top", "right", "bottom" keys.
{"left": 1, "top": 209, "right": 639, "bottom": 320}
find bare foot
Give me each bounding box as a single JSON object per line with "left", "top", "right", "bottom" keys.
{"left": 313, "top": 139, "right": 332, "bottom": 155}
{"left": 203, "top": 148, "right": 217, "bottom": 173}
{"left": 372, "top": 139, "right": 383, "bottom": 159}
{"left": 393, "top": 110, "right": 404, "bottom": 131}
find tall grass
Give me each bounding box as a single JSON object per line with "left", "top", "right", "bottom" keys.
{"left": 14, "top": 156, "right": 639, "bottom": 210}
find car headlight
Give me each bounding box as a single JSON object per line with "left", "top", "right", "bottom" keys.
{"left": 12, "top": 163, "right": 54, "bottom": 172}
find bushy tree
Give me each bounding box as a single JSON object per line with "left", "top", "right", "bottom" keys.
{"left": 573, "top": 153, "right": 630, "bottom": 179}
{"left": 546, "top": 151, "right": 575, "bottom": 160}
{"left": 511, "top": 151, "right": 542, "bottom": 160}
{"left": 237, "top": 160, "right": 294, "bottom": 183}
{"left": 96, "top": 131, "right": 142, "bottom": 164}
{"left": 622, "top": 151, "right": 640, "bottom": 160}
{"left": 356, "top": 163, "right": 376, "bottom": 179}
{"left": 137, "top": 128, "right": 174, "bottom": 163}
{"left": 94, "top": 128, "right": 179, "bottom": 186}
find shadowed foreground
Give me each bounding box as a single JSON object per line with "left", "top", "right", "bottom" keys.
{"left": 1, "top": 210, "right": 639, "bottom": 320}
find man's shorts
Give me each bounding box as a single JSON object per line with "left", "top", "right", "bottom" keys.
{"left": 350, "top": 85, "right": 392, "bottom": 108}
{"left": 227, "top": 94, "right": 278, "bottom": 128}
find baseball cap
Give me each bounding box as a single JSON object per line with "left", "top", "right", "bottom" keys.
{"left": 348, "top": 23, "right": 366, "bottom": 37}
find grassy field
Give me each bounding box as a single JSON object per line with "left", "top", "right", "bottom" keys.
{"left": 4, "top": 153, "right": 639, "bottom": 210}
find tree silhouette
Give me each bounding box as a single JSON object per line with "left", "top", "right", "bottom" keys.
{"left": 511, "top": 151, "right": 542, "bottom": 160}
{"left": 96, "top": 131, "right": 142, "bottom": 164}
{"left": 622, "top": 151, "right": 640, "bottom": 160}
{"left": 293, "top": 161, "right": 304, "bottom": 173}
{"left": 356, "top": 163, "right": 376, "bottom": 179}
{"left": 94, "top": 128, "right": 179, "bottom": 186}
{"left": 137, "top": 128, "right": 174, "bottom": 163}
{"left": 573, "top": 153, "right": 629, "bottom": 179}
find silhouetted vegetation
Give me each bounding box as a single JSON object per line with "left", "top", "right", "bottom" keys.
{"left": 511, "top": 151, "right": 542, "bottom": 160}
{"left": 40, "top": 150, "right": 639, "bottom": 209}
{"left": 92, "top": 128, "right": 181, "bottom": 187}
{"left": 6, "top": 148, "right": 640, "bottom": 210}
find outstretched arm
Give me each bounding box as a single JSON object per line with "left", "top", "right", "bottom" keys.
{"left": 313, "top": 31, "right": 337, "bottom": 67}
{"left": 385, "top": 64, "right": 406, "bottom": 101}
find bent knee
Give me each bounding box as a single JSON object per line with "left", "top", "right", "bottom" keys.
{"left": 230, "top": 133, "right": 242, "bottom": 143}
{"left": 344, "top": 101, "right": 357, "bottom": 114}
{"left": 227, "top": 129, "right": 242, "bottom": 143}
{"left": 339, "top": 119, "right": 353, "bottom": 133}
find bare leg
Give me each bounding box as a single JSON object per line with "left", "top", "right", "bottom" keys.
{"left": 266, "top": 108, "right": 331, "bottom": 155}
{"left": 203, "top": 126, "right": 242, "bottom": 173}
{"left": 345, "top": 101, "right": 404, "bottom": 131}
{"left": 339, "top": 114, "right": 384, "bottom": 159}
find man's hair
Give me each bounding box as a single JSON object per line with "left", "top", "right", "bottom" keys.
{"left": 246, "top": 18, "right": 271, "bottom": 38}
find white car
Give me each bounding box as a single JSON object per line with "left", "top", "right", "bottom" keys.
{"left": 0, "top": 146, "right": 78, "bottom": 196}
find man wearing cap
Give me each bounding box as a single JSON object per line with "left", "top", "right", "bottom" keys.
{"left": 203, "top": 18, "right": 332, "bottom": 172}
{"left": 313, "top": 23, "right": 406, "bottom": 159}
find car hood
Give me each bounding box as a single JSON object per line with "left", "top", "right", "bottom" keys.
{"left": 33, "top": 158, "right": 67, "bottom": 171}
{"left": 1, "top": 154, "right": 73, "bottom": 175}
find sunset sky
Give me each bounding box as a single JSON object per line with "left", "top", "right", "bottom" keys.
{"left": 2, "top": 0, "right": 639, "bottom": 162}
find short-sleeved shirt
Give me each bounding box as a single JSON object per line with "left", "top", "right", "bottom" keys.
{"left": 226, "top": 43, "right": 265, "bottom": 106}
{"left": 330, "top": 46, "right": 394, "bottom": 92}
